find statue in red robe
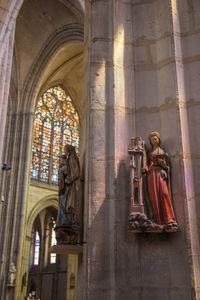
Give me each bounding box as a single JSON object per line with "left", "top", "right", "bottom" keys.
{"left": 144, "top": 132, "right": 178, "bottom": 232}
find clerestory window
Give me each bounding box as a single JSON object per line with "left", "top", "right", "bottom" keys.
{"left": 31, "top": 86, "right": 80, "bottom": 184}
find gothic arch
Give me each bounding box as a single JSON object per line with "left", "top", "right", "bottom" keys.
{"left": 37, "top": 52, "right": 83, "bottom": 116}
{"left": 26, "top": 195, "right": 58, "bottom": 237}
{"left": 20, "top": 23, "right": 84, "bottom": 114}
{"left": 0, "top": 0, "right": 84, "bottom": 46}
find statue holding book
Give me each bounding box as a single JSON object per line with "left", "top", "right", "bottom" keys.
{"left": 129, "top": 132, "right": 178, "bottom": 232}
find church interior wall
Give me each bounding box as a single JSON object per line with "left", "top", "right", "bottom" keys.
{"left": 174, "top": 0, "right": 200, "bottom": 286}
{"left": 174, "top": 0, "right": 200, "bottom": 226}
{"left": 82, "top": 0, "right": 200, "bottom": 299}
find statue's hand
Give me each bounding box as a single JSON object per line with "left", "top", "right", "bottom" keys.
{"left": 157, "top": 158, "right": 168, "bottom": 170}
{"left": 65, "top": 175, "right": 72, "bottom": 184}
{"left": 161, "top": 169, "right": 168, "bottom": 180}
{"left": 142, "top": 167, "right": 148, "bottom": 173}
{"left": 66, "top": 179, "right": 72, "bottom": 184}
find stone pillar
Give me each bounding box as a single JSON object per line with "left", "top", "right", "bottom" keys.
{"left": 0, "top": 3, "right": 26, "bottom": 296}
{"left": 0, "top": 110, "right": 33, "bottom": 300}
{"left": 171, "top": 0, "right": 200, "bottom": 298}
{"left": 82, "top": 1, "right": 135, "bottom": 299}
{"left": 83, "top": 0, "right": 196, "bottom": 299}
{"left": 0, "top": 0, "right": 23, "bottom": 166}
{"left": 67, "top": 255, "right": 78, "bottom": 300}
{"left": 0, "top": 23, "right": 15, "bottom": 167}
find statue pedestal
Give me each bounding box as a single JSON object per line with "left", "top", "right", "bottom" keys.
{"left": 49, "top": 245, "right": 83, "bottom": 255}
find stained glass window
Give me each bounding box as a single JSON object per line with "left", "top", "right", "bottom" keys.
{"left": 31, "top": 86, "right": 80, "bottom": 184}
{"left": 50, "top": 219, "right": 56, "bottom": 264}
{"left": 33, "top": 231, "right": 40, "bottom": 266}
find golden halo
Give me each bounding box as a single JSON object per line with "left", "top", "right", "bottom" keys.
{"left": 148, "top": 131, "right": 160, "bottom": 142}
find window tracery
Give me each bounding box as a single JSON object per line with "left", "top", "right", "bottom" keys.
{"left": 31, "top": 86, "right": 80, "bottom": 184}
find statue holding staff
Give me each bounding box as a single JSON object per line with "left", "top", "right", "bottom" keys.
{"left": 129, "top": 132, "right": 178, "bottom": 232}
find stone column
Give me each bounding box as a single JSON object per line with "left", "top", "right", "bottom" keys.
{"left": 82, "top": 1, "right": 135, "bottom": 299}
{"left": 0, "top": 24, "right": 15, "bottom": 167}
{"left": 0, "top": 0, "right": 23, "bottom": 166}
{"left": 0, "top": 110, "right": 33, "bottom": 300}
{"left": 171, "top": 0, "right": 200, "bottom": 298}
{"left": 83, "top": 0, "right": 197, "bottom": 299}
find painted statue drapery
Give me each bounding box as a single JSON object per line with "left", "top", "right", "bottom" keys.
{"left": 129, "top": 132, "right": 178, "bottom": 232}
{"left": 146, "top": 147, "right": 176, "bottom": 226}
{"left": 56, "top": 144, "right": 81, "bottom": 244}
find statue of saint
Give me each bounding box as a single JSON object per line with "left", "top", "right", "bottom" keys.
{"left": 129, "top": 132, "right": 178, "bottom": 232}
{"left": 143, "top": 132, "right": 178, "bottom": 231}
{"left": 7, "top": 262, "right": 16, "bottom": 286}
{"left": 56, "top": 144, "right": 81, "bottom": 244}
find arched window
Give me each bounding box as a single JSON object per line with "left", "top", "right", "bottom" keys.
{"left": 33, "top": 231, "right": 40, "bottom": 266}
{"left": 28, "top": 208, "right": 65, "bottom": 299}
{"left": 50, "top": 218, "right": 57, "bottom": 264}
{"left": 31, "top": 86, "right": 80, "bottom": 184}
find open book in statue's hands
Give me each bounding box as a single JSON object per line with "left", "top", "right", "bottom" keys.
{"left": 152, "top": 154, "right": 169, "bottom": 169}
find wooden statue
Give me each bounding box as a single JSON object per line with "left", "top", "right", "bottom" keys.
{"left": 55, "top": 144, "right": 81, "bottom": 244}
{"left": 129, "top": 132, "right": 178, "bottom": 232}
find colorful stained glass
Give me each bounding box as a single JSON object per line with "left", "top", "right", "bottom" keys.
{"left": 31, "top": 86, "right": 80, "bottom": 184}
{"left": 34, "top": 231, "right": 40, "bottom": 266}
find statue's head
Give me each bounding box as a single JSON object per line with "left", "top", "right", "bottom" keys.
{"left": 64, "top": 144, "right": 75, "bottom": 155}
{"left": 148, "top": 131, "right": 160, "bottom": 147}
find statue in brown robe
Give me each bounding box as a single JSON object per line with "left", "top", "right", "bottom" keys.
{"left": 56, "top": 144, "right": 81, "bottom": 244}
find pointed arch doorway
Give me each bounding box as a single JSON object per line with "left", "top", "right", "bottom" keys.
{"left": 27, "top": 206, "right": 69, "bottom": 300}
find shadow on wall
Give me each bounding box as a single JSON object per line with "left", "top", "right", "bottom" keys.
{"left": 87, "top": 154, "right": 192, "bottom": 300}
{"left": 114, "top": 159, "right": 191, "bottom": 300}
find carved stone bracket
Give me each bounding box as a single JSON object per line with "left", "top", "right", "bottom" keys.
{"left": 129, "top": 212, "right": 178, "bottom": 233}
{"left": 49, "top": 244, "right": 83, "bottom": 255}
{"left": 55, "top": 224, "right": 79, "bottom": 245}
{"left": 129, "top": 212, "right": 163, "bottom": 232}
